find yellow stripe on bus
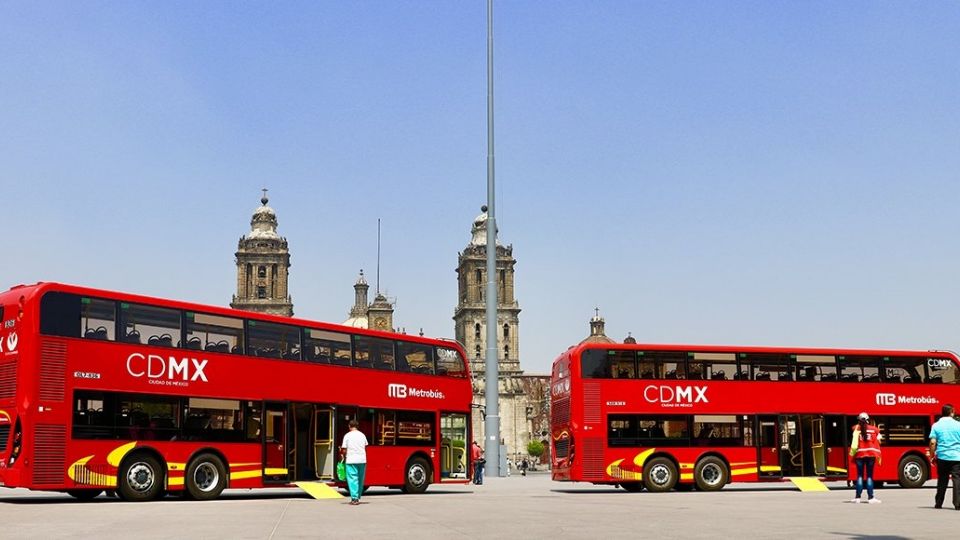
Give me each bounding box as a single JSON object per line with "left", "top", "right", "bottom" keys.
{"left": 107, "top": 442, "right": 138, "bottom": 467}
{"left": 232, "top": 470, "right": 263, "bottom": 480}
{"left": 264, "top": 468, "right": 288, "bottom": 475}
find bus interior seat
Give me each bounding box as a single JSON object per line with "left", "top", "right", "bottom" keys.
{"left": 928, "top": 375, "right": 943, "bottom": 383}
{"left": 688, "top": 371, "right": 703, "bottom": 380}
{"left": 841, "top": 373, "right": 860, "bottom": 382}
{"left": 617, "top": 368, "right": 632, "bottom": 378}
{"left": 186, "top": 337, "right": 202, "bottom": 350}
{"left": 885, "top": 371, "right": 902, "bottom": 383}
{"left": 641, "top": 370, "right": 655, "bottom": 379}
{"left": 148, "top": 335, "right": 160, "bottom": 346}
{"left": 86, "top": 326, "right": 109, "bottom": 340}
{"left": 664, "top": 370, "right": 677, "bottom": 380}
{"left": 712, "top": 370, "right": 726, "bottom": 380}
{"left": 214, "top": 340, "right": 230, "bottom": 353}
{"left": 282, "top": 350, "right": 300, "bottom": 360}
{"left": 159, "top": 334, "right": 174, "bottom": 347}
{"left": 820, "top": 373, "right": 838, "bottom": 381}
{"left": 755, "top": 371, "right": 771, "bottom": 381}
{"left": 779, "top": 372, "right": 793, "bottom": 381}
{"left": 904, "top": 375, "right": 922, "bottom": 383}
{"left": 863, "top": 374, "right": 880, "bottom": 382}
{"left": 124, "top": 330, "right": 141, "bottom": 344}
{"left": 205, "top": 342, "right": 218, "bottom": 352}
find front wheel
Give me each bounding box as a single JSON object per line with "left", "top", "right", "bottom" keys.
{"left": 402, "top": 457, "right": 431, "bottom": 494}
{"left": 186, "top": 453, "right": 227, "bottom": 500}
{"left": 117, "top": 454, "right": 164, "bottom": 502}
{"left": 898, "top": 455, "right": 928, "bottom": 488}
{"left": 643, "top": 457, "right": 678, "bottom": 492}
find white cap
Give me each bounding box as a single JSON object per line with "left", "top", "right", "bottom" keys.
{"left": 858, "top": 412, "right": 869, "bottom": 421}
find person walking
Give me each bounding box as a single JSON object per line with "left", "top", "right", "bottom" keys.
{"left": 849, "top": 412, "right": 882, "bottom": 504}
{"left": 340, "top": 419, "right": 368, "bottom": 505}
{"left": 520, "top": 458, "right": 529, "bottom": 477}
{"left": 471, "top": 441, "right": 485, "bottom": 485}
{"left": 930, "top": 403, "right": 960, "bottom": 510}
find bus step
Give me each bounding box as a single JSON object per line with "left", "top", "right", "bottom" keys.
{"left": 295, "top": 481, "right": 345, "bottom": 499}
{"left": 787, "top": 477, "right": 830, "bottom": 492}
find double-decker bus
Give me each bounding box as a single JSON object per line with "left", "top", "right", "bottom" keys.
{"left": 551, "top": 342, "right": 959, "bottom": 492}
{"left": 0, "top": 282, "right": 473, "bottom": 501}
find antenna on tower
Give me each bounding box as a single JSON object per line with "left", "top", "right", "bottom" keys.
{"left": 376, "top": 218, "right": 381, "bottom": 295}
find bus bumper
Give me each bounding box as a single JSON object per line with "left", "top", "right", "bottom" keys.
{"left": 0, "top": 468, "right": 22, "bottom": 487}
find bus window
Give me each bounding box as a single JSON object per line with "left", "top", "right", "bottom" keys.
{"left": 876, "top": 415, "right": 930, "bottom": 446}
{"left": 608, "top": 415, "right": 639, "bottom": 447}
{"left": 119, "top": 302, "right": 179, "bottom": 347}
{"left": 580, "top": 349, "right": 606, "bottom": 379}
{"left": 796, "top": 355, "right": 837, "bottom": 382}
{"left": 354, "top": 336, "right": 395, "bottom": 370}
{"left": 637, "top": 352, "right": 658, "bottom": 379}
{"left": 649, "top": 351, "right": 687, "bottom": 380}
{"left": 839, "top": 356, "right": 880, "bottom": 383}
{"left": 883, "top": 356, "right": 926, "bottom": 383}
{"left": 397, "top": 342, "right": 434, "bottom": 374}
{"left": 248, "top": 321, "right": 300, "bottom": 360}
{"left": 185, "top": 313, "right": 244, "bottom": 354}
{"left": 396, "top": 410, "right": 435, "bottom": 446}
{"left": 742, "top": 353, "right": 793, "bottom": 381}
{"left": 608, "top": 350, "right": 636, "bottom": 379}
{"left": 185, "top": 398, "right": 243, "bottom": 442}
{"left": 692, "top": 352, "right": 736, "bottom": 381}
{"left": 926, "top": 357, "right": 958, "bottom": 384}
{"left": 41, "top": 291, "right": 82, "bottom": 338}
{"left": 692, "top": 415, "right": 747, "bottom": 446}
{"left": 436, "top": 347, "right": 467, "bottom": 377}
{"left": 303, "top": 329, "right": 351, "bottom": 365}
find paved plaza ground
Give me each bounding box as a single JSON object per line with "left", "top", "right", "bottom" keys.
{"left": 1, "top": 472, "right": 956, "bottom": 539}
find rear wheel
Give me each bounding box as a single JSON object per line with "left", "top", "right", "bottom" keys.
{"left": 117, "top": 454, "right": 164, "bottom": 502}
{"left": 67, "top": 489, "right": 103, "bottom": 501}
{"left": 694, "top": 456, "right": 729, "bottom": 492}
{"left": 898, "top": 455, "right": 928, "bottom": 488}
{"left": 619, "top": 482, "right": 643, "bottom": 492}
{"left": 643, "top": 457, "right": 678, "bottom": 492}
{"left": 402, "top": 457, "right": 431, "bottom": 494}
{"left": 186, "top": 453, "right": 227, "bottom": 500}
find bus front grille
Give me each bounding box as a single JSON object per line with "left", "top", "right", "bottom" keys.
{"left": 0, "top": 360, "right": 15, "bottom": 399}
{"left": 0, "top": 424, "right": 10, "bottom": 452}
{"left": 39, "top": 340, "right": 67, "bottom": 402}
{"left": 33, "top": 424, "right": 66, "bottom": 485}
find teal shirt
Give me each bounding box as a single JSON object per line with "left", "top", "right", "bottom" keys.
{"left": 930, "top": 417, "right": 960, "bottom": 461}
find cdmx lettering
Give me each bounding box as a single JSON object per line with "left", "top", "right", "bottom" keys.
{"left": 643, "top": 385, "right": 708, "bottom": 404}
{"left": 126, "top": 353, "right": 208, "bottom": 382}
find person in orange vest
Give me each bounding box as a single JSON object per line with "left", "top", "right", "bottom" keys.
{"left": 849, "top": 412, "right": 882, "bottom": 504}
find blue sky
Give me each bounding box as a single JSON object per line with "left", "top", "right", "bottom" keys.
{"left": 2, "top": 2, "right": 958, "bottom": 374}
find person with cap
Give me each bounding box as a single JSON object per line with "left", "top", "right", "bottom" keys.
{"left": 849, "top": 412, "right": 882, "bottom": 503}
{"left": 929, "top": 403, "right": 960, "bottom": 509}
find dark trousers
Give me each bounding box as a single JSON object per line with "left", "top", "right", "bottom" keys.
{"left": 934, "top": 459, "right": 960, "bottom": 509}
{"left": 854, "top": 457, "right": 876, "bottom": 499}
{"left": 473, "top": 462, "right": 484, "bottom": 484}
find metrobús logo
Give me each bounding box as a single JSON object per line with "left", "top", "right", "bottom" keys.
{"left": 644, "top": 385, "right": 708, "bottom": 408}
{"left": 127, "top": 352, "right": 209, "bottom": 387}
{"left": 875, "top": 392, "right": 938, "bottom": 406}
{"left": 387, "top": 383, "right": 445, "bottom": 400}
{"left": 0, "top": 330, "right": 18, "bottom": 355}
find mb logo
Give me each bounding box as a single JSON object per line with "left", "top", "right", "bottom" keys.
{"left": 387, "top": 384, "right": 407, "bottom": 398}
{"left": 876, "top": 393, "right": 896, "bottom": 406}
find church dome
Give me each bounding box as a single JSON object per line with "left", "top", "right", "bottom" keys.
{"left": 342, "top": 315, "right": 369, "bottom": 328}
{"left": 470, "top": 207, "right": 501, "bottom": 247}
{"left": 247, "top": 193, "right": 281, "bottom": 240}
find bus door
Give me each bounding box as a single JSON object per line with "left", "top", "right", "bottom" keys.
{"left": 823, "top": 415, "right": 848, "bottom": 478}
{"left": 314, "top": 407, "right": 335, "bottom": 480}
{"left": 439, "top": 412, "right": 469, "bottom": 481}
{"left": 264, "top": 402, "right": 289, "bottom": 483}
{"left": 758, "top": 416, "right": 782, "bottom": 478}
{"left": 777, "top": 415, "right": 804, "bottom": 476}
{"left": 808, "top": 416, "right": 826, "bottom": 476}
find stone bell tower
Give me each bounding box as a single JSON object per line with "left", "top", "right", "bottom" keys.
{"left": 231, "top": 190, "right": 293, "bottom": 316}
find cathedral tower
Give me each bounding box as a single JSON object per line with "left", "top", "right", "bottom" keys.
{"left": 231, "top": 191, "right": 293, "bottom": 316}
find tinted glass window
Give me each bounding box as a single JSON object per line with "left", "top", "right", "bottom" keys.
{"left": 692, "top": 352, "right": 736, "bottom": 381}
{"left": 397, "top": 410, "right": 435, "bottom": 446}
{"left": 608, "top": 350, "right": 636, "bottom": 379}
{"left": 41, "top": 291, "right": 81, "bottom": 338}
{"left": 796, "top": 355, "right": 837, "bottom": 382}
{"left": 692, "top": 415, "right": 749, "bottom": 446}
{"left": 184, "top": 398, "right": 245, "bottom": 442}
{"left": 926, "top": 357, "right": 958, "bottom": 384}
{"left": 248, "top": 320, "right": 300, "bottom": 360}
{"left": 742, "top": 353, "right": 793, "bottom": 381}
{"left": 436, "top": 347, "right": 467, "bottom": 377}
{"left": 185, "top": 312, "right": 244, "bottom": 354}
{"left": 876, "top": 415, "right": 931, "bottom": 446}
{"left": 580, "top": 349, "right": 606, "bottom": 379}
{"left": 303, "top": 329, "right": 351, "bottom": 365}
{"left": 839, "top": 356, "right": 881, "bottom": 383}
{"left": 883, "top": 356, "right": 926, "bottom": 383}
{"left": 119, "top": 302, "right": 180, "bottom": 347}
{"left": 608, "top": 414, "right": 689, "bottom": 447}
{"left": 397, "top": 342, "right": 434, "bottom": 374}
{"left": 81, "top": 297, "right": 116, "bottom": 341}
{"left": 354, "top": 336, "right": 395, "bottom": 370}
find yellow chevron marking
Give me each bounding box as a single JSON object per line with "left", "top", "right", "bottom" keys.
{"left": 67, "top": 455, "right": 117, "bottom": 487}
{"left": 788, "top": 477, "right": 830, "bottom": 492}
{"left": 606, "top": 459, "right": 625, "bottom": 477}
{"left": 168, "top": 477, "right": 185, "bottom": 487}
{"left": 295, "top": 481, "right": 344, "bottom": 499}
{"left": 107, "top": 442, "right": 138, "bottom": 467}
{"left": 0, "top": 410, "right": 11, "bottom": 422}
{"left": 632, "top": 449, "right": 656, "bottom": 469}
{"left": 231, "top": 470, "right": 263, "bottom": 480}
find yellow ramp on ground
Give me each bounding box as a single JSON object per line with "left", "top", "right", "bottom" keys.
{"left": 295, "top": 481, "right": 345, "bottom": 499}
{"left": 788, "top": 477, "right": 830, "bottom": 492}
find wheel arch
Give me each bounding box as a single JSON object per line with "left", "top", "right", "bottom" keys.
{"left": 120, "top": 446, "right": 168, "bottom": 484}
{"left": 406, "top": 450, "right": 434, "bottom": 480}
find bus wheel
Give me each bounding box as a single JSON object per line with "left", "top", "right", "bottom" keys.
{"left": 620, "top": 482, "right": 643, "bottom": 492}
{"left": 186, "top": 453, "right": 227, "bottom": 500}
{"left": 898, "top": 455, "right": 928, "bottom": 488}
{"left": 67, "top": 489, "right": 103, "bottom": 501}
{"left": 643, "top": 457, "right": 678, "bottom": 492}
{"left": 694, "top": 456, "right": 729, "bottom": 492}
{"left": 118, "top": 454, "right": 164, "bottom": 502}
{"left": 402, "top": 457, "right": 431, "bottom": 494}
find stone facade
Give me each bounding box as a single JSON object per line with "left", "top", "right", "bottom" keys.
{"left": 342, "top": 270, "right": 396, "bottom": 331}
{"left": 230, "top": 192, "right": 294, "bottom": 317}
{"left": 453, "top": 209, "right": 550, "bottom": 467}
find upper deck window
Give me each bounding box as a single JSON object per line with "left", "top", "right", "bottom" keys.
{"left": 839, "top": 356, "right": 881, "bottom": 383}
{"left": 248, "top": 320, "right": 300, "bottom": 360}
{"left": 304, "top": 329, "right": 351, "bottom": 365}
{"left": 795, "top": 355, "right": 838, "bottom": 382}
{"left": 436, "top": 347, "right": 466, "bottom": 377}
{"left": 119, "top": 302, "right": 179, "bottom": 347}
{"left": 397, "top": 342, "right": 434, "bottom": 374}
{"left": 354, "top": 336, "right": 396, "bottom": 370}
{"left": 927, "top": 357, "right": 959, "bottom": 384}
{"left": 882, "top": 356, "right": 926, "bottom": 383}
{"left": 185, "top": 312, "right": 244, "bottom": 355}
{"left": 40, "top": 292, "right": 116, "bottom": 341}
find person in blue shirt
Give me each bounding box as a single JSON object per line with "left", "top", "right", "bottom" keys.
{"left": 929, "top": 403, "right": 960, "bottom": 510}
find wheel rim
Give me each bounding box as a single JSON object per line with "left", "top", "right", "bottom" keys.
{"left": 408, "top": 463, "right": 427, "bottom": 488}
{"left": 127, "top": 462, "right": 155, "bottom": 493}
{"left": 194, "top": 462, "right": 220, "bottom": 492}
{"left": 701, "top": 463, "right": 723, "bottom": 486}
{"left": 650, "top": 464, "right": 672, "bottom": 486}
{"left": 903, "top": 461, "right": 922, "bottom": 483}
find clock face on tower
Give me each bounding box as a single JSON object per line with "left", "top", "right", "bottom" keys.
{"left": 374, "top": 317, "right": 387, "bottom": 329}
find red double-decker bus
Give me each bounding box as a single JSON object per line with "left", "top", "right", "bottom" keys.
{"left": 551, "top": 342, "right": 959, "bottom": 492}
{"left": 0, "top": 282, "right": 473, "bottom": 501}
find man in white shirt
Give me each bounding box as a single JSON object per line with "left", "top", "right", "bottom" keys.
{"left": 340, "top": 419, "right": 368, "bottom": 505}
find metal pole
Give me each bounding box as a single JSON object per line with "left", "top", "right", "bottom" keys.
{"left": 483, "top": 0, "right": 501, "bottom": 478}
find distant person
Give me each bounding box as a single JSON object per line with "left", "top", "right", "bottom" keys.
{"left": 505, "top": 458, "right": 512, "bottom": 477}
{"left": 340, "top": 419, "right": 368, "bottom": 505}
{"left": 849, "top": 412, "right": 882, "bottom": 504}
{"left": 471, "top": 441, "right": 485, "bottom": 485}
{"left": 930, "top": 403, "right": 960, "bottom": 509}
{"left": 520, "top": 458, "right": 529, "bottom": 477}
